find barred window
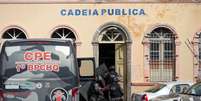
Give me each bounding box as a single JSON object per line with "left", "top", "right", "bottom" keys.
{"left": 198, "top": 33, "right": 201, "bottom": 77}
{"left": 164, "top": 43, "right": 175, "bottom": 59}
{"left": 150, "top": 43, "right": 159, "bottom": 60}
{"left": 148, "top": 27, "right": 176, "bottom": 82}
{"left": 199, "top": 48, "right": 201, "bottom": 60}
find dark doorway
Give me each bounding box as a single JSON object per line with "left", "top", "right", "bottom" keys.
{"left": 99, "top": 44, "right": 115, "bottom": 69}
{"left": 94, "top": 24, "right": 131, "bottom": 101}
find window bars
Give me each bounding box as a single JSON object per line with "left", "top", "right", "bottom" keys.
{"left": 51, "top": 28, "right": 76, "bottom": 41}
{"left": 98, "top": 26, "right": 125, "bottom": 43}
{"left": 148, "top": 27, "right": 176, "bottom": 82}
{"left": 2, "top": 28, "right": 27, "bottom": 39}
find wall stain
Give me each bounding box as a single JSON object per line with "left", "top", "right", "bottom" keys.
{"left": 157, "top": 7, "right": 170, "bottom": 19}
{"left": 118, "top": 16, "right": 145, "bottom": 37}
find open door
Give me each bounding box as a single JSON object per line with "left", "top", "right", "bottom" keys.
{"left": 99, "top": 43, "right": 126, "bottom": 100}
{"left": 115, "top": 44, "right": 126, "bottom": 100}
{"left": 77, "top": 57, "right": 95, "bottom": 101}
{"left": 115, "top": 44, "right": 125, "bottom": 82}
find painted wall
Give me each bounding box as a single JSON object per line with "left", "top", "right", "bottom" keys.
{"left": 0, "top": 0, "right": 198, "bottom": 3}
{"left": 0, "top": 3, "right": 201, "bottom": 84}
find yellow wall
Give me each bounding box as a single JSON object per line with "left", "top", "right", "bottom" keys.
{"left": 0, "top": 3, "right": 201, "bottom": 83}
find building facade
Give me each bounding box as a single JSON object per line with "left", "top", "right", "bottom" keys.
{"left": 0, "top": 2, "right": 201, "bottom": 100}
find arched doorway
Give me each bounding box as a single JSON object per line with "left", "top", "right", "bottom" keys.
{"left": 93, "top": 22, "right": 132, "bottom": 101}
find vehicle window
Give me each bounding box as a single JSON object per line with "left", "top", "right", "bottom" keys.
{"left": 145, "top": 84, "right": 166, "bottom": 93}
{"left": 187, "top": 82, "right": 201, "bottom": 96}
{"left": 170, "top": 84, "right": 190, "bottom": 94}
{"left": 55, "top": 46, "right": 70, "bottom": 56}
{"left": 1, "top": 41, "right": 77, "bottom": 80}
{"left": 79, "top": 59, "right": 94, "bottom": 77}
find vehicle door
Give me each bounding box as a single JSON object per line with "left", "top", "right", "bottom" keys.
{"left": 78, "top": 57, "right": 95, "bottom": 101}
{"left": 170, "top": 84, "right": 191, "bottom": 94}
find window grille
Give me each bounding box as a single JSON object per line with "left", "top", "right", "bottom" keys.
{"left": 98, "top": 26, "right": 125, "bottom": 43}
{"left": 198, "top": 34, "right": 201, "bottom": 79}
{"left": 51, "top": 28, "right": 76, "bottom": 40}
{"left": 2, "top": 28, "right": 27, "bottom": 39}
{"left": 148, "top": 27, "right": 176, "bottom": 82}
